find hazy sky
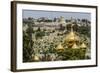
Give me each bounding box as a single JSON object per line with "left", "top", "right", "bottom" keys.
{"left": 23, "top": 10, "right": 91, "bottom": 21}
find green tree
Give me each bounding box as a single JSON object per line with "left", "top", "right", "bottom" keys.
{"left": 23, "top": 19, "right": 34, "bottom": 62}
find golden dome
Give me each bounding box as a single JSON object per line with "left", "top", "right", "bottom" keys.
{"left": 65, "top": 45, "right": 68, "bottom": 48}
{"left": 63, "top": 24, "right": 80, "bottom": 48}
{"left": 56, "top": 43, "right": 64, "bottom": 51}
{"left": 80, "top": 43, "right": 87, "bottom": 48}
{"left": 34, "top": 55, "right": 40, "bottom": 61}
{"left": 65, "top": 31, "right": 79, "bottom": 42}
{"left": 72, "top": 43, "right": 79, "bottom": 49}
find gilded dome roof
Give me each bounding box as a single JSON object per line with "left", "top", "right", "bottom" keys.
{"left": 34, "top": 55, "right": 40, "bottom": 61}
{"left": 80, "top": 43, "right": 87, "bottom": 48}
{"left": 72, "top": 43, "right": 79, "bottom": 49}
{"left": 65, "top": 31, "right": 80, "bottom": 42}
{"left": 56, "top": 43, "right": 64, "bottom": 50}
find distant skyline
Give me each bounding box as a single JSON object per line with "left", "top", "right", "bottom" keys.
{"left": 23, "top": 10, "right": 91, "bottom": 21}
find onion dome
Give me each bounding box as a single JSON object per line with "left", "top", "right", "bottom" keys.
{"left": 65, "top": 45, "right": 68, "bottom": 48}
{"left": 65, "top": 24, "right": 80, "bottom": 42}
{"left": 56, "top": 43, "right": 64, "bottom": 51}
{"left": 65, "top": 31, "right": 80, "bottom": 42}
{"left": 72, "top": 43, "right": 79, "bottom": 49}
{"left": 34, "top": 55, "right": 40, "bottom": 61}
{"left": 80, "top": 43, "right": 87, "bottom": 49}
{"left": 63, "top": 24, "right": 80, "bottom": 48}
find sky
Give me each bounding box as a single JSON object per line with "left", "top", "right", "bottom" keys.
{"left": 23, "top": 10, "right": 91, "bottom": 21}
